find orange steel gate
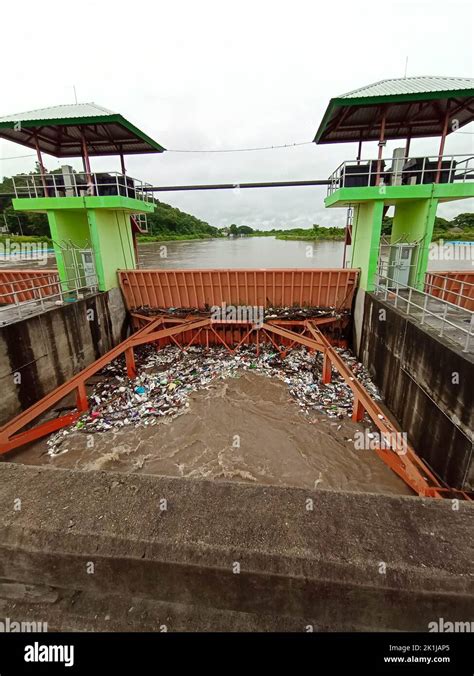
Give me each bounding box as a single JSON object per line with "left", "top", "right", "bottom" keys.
{"left": 118, "top": 268, "right": 359, "bottom": 311}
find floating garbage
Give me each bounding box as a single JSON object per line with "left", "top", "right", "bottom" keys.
{"left": 46, "top": 343, "right": 381, "bottom": 456}
{"left": 134, "top": 305, "right": 350, "bottom": 322}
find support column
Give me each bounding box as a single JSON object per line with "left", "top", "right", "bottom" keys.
{"left": 405, "top": 134, "right": 411, "bottom": 158}
{"left": 376, "top": 108, "right": 387, "bottom": 185}
{"left": 81, "top": 132, "right": 93, "bottom": 194}
{"left": 391, "top": 193, "right": 438, "bottom": 289}
{"left": 34, "top": 133, "right": 48, "bottom": 197}
{"left": 436, "top": 106, "right": 450, "bottom": 183}
{"left": 322, "top": 351, "right": 332, "bottom": 384}
{"left": 87, "top": 209, "right": 136, "bottom": 291}
{"left": 350, "top": 201, "right": 385, "bottom": 291}
{"left": 120, "top": 152, "right": 126, "bottom": 175}
{"left": 125, "top": 347, "right": 136, "bottom": 379}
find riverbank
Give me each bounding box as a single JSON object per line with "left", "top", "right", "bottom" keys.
{"left": 275, "top": 233, "right": 343, "bottom": 241}
{"left": 139, "top": 232, "right": 345, "bottom": 243}
{"left": 433, "top": 230, "right": 474, "bottom": 241}
{"left": 0, "top": 235, "right": 52, "bottom": 244}
{"left": 137, "top": 233, "right": 220, "bottom": 243}
{"left": 139, "top": 231, "right": 474, "bottom": 244}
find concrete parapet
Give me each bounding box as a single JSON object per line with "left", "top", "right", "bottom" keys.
{"left": 0, "top": 464, "right": 472, "bottom": 631}
{"left": 357, "top": 293, "right": 474, "bottom": 489}
{"left": 0, "top": 287, "right": 128, "bottom": 425}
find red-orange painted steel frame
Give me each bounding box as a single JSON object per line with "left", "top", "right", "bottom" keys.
{"left": 0, "top": 315, "right": 329, "bottom": 453}
{"left": 0, "top": 313, "right": 470, "bottom": 501}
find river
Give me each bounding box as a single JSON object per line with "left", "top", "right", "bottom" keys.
{"left": 138, "top": 237, "right": 474, "bottom": 271}
{"left": 1, "top": 236, "right": 473, "bottom": 271}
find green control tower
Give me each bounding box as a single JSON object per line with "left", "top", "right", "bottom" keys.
{"left": 315, "top": 77, "right": 474, "bottom": 291}
{"left": 0, "top": 104, "right": 165, "bottom": 292}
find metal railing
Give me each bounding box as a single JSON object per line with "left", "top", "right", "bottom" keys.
{"left": 12, "top": 172, "right": 154, "bottom": 203}
{"left": 0, "top": 271, "right": 99, "bottom": 325}
{"left": 374, "top": 271, "right": 474, "bottom": 353}
{"left": 131, "top": 213, "right": 149, "bottom": 233}
{"left": 328, "top": 154, "right": 474, "bottom": 195}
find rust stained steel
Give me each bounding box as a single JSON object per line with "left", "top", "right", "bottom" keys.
{"left": 260, "top": 320, "right": 471, "bottom": 500}
{"left": 129, "top": 318, "right": 212, "bottom": 347}
{"left": 303, "top": 321, "right": 472, "bottom": 501}
{"left": 0, "top": 314, "right": 334, "bottom": 453}
{"left": 118, "top": 268, "right": 359, "bottom": 314}
{"left": 0, "top": 318, "right": 174, "bottom": 454}
{"left": 130, "top": 312, "right": 345, "bottom": 328}
{"left": 0, "top": 313, "right": 471, "bottom": 501}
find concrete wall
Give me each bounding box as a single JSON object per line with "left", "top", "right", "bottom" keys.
{"left": 0, "top": 287, "right": 128, "bottom": 425}
{"left": 0, "top": 464, "right": 472, "bottom": 632}
{"left": 356, "top": 291, "right": 473, "bottom": 490}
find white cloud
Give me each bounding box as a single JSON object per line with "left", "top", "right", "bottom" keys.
{"left": 1, "top": 0, "right": 473, "bottom": 227}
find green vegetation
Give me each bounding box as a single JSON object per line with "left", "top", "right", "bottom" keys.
{"left": 0, "top": 169, "right": 220, "bottom": 241}
{"left": 138, "top": 233, "right": 217, "bottom": 242}
{"left": 0, "top": 234, "right": 52, "bottom": 244}
{"left": 0, "top": 173, "right": 50, "bottom": 237}
{"left": 275, "top": 226, "right": 345, "bottom": 241}
{"left": 145, "top": 201, "right": 220, "bottom": 240}
{"left": 382, "top": 213, "right": 474, "bottom": 241}
{"left": 222, "top": 225, "right": 345, "bottom": 240}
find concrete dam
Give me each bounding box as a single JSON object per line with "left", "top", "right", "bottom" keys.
{"left": 0, "top": 76, "right": 473, "bottom": 634}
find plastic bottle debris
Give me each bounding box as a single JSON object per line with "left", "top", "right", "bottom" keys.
{"left": 46, "top": 343, "right": 382, "bottom": 456}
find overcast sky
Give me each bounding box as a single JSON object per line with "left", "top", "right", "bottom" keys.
{"left": 1, "top": 0, "right": 473, "bottom": 228}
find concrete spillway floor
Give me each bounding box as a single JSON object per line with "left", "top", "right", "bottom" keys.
{"left": 11, "top": 372, "right": 411, "bottom": 496}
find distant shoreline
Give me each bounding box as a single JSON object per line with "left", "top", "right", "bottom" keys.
{"left": 137, "top": 234, "right": 345, "bottom": 243}
{"left": 137, "top": 233, "right": 474, "bottom": 244}
{"left": 1, "top": 233, "right": 473, "bottom": 246}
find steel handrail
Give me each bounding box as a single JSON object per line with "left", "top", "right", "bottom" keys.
{"left": 374, "top": 275, "right": 473, "bottom": 351}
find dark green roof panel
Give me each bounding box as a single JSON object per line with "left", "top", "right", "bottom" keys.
{"left": 315, "top": 76, "right": 474, "bottom": 144}
{"left": 0, "top": 103, "right": 166, "bottom": 156}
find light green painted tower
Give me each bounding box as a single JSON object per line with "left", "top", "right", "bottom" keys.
{"left": 0, "top": 104, "right": 165, "bottom": 292}
{"left": 314, "top": 77, "right": 474, "bottom": 291}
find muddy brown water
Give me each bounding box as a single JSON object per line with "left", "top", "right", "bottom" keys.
{"left": 2, "top": 237, "right": 471, "bottom": 271}
{"left": 13, "top": 373, "right": 410, "bottom": 496}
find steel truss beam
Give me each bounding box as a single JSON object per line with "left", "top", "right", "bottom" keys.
{"left": 0, "top": 315, "right": 470, "bottom": 501}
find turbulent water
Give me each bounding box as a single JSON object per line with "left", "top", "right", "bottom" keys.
{"left": 11, "top": 346, "right": 411, "bottom": 496}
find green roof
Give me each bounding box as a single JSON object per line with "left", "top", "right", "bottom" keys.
{"left": 314, "top": 76, "right": 474, "bottom": 144}
{"left": 0, "top": 103, "right": 166, "bottom": 156}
